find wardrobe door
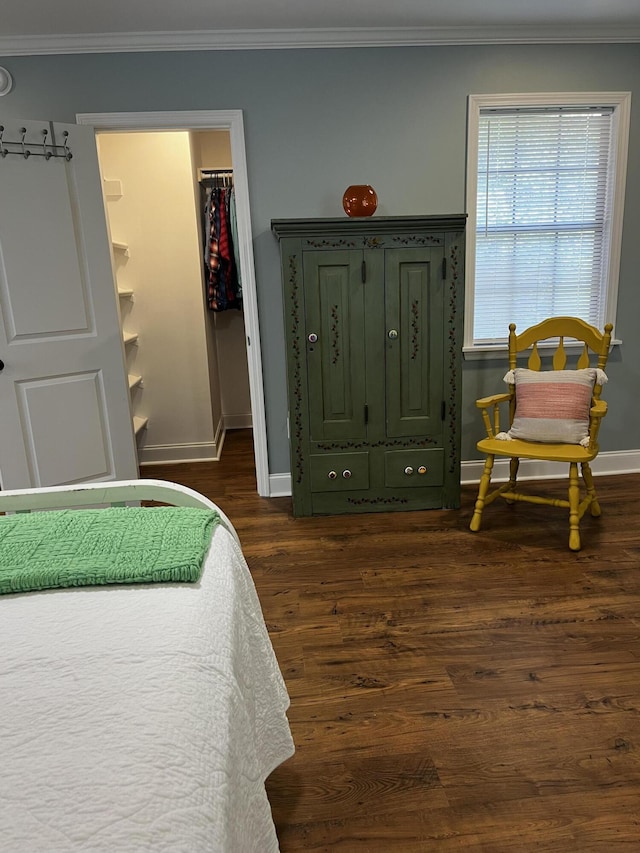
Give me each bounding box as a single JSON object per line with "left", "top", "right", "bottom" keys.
{"left": 303, "top": 250, "right": 367, "bottom": 442}
{"left": 384, "top": 247, "right": 445, "bottom": 439}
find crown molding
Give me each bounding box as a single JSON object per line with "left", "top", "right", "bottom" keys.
{"left": 0, "top": 25, "right": 639, "bottom": 56}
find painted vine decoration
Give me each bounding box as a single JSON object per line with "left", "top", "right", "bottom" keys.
{"left": 330, "top": 305, "right": 340, "bottom": 364}
{"left": 347, "top": 496, "right": 409, "bottom": 505}
{"left": 392, "top": 235, "right": 443, "bottom": 247}
{"left": 362, "top": 236, "right": 385, "bottom": 249}
{"left": 305, "top": 238, "right": 357, "bottom": 249}
{"left": 410, "top": 300, "right": 420, "bottom": 360}
{"left": 316, "top": 437, "right": 438, "bottom": 451}
{"left": 288, "top": 254, "right": 306, "bottom": 484}
{"left": 446, "top": 241, "right": 460, "bottom": 475}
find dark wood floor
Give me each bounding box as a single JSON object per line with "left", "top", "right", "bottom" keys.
{"left": 143, "top": 430, "right": 640, "bottom": 852}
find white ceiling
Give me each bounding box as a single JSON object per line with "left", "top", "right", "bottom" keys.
{"left": 1, "top": 0, "right": 640, "bottom": 55}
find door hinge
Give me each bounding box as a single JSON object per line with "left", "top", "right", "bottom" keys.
{"left": 442, "top": 257, "right": 447, "bottom": 280}
{"left": 361, "top": 260, "right": 366, "bottom": 283}
{"left": 364, "top": 404, "right": 369, "bottom": 425}
{"left": 441, "top": 401, "right": 446, "bottom": 421}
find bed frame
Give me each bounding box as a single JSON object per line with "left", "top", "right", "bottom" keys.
{"left": 0, "top": 478, "right": 239, "bottom": 544}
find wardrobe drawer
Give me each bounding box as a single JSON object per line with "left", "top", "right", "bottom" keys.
{"left": 310, "top": 452, "right": 369, "bottom": 492}
{"left": 384, "top": 448, "right": 444, "bottom": 488}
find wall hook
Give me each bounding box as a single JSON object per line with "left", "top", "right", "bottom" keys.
{"left": 42, "top": 128, "right": 52, "bottom": 160}
{"left": 20, "top": 127, "right": 31, "bottom": 159}
{"left": 63, "top": 130, "right": 72, "bottom": 161}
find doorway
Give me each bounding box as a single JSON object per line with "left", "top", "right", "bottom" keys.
{"left": 76, "top": 110, "right": 269, "bottom": 497}
{"left": 96, "top": 128, "right": 250, "bottom": 465}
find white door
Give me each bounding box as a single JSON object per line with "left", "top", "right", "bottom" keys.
{"left": 0, "top": 118, "right": 138, "bottom": 489}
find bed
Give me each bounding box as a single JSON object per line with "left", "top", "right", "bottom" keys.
{"left": 0, "top": 479, "right": 294, "bottom": 853}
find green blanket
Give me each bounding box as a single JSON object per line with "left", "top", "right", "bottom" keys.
{"left": 0, "top": 506, "right": 219, "bottom": 595}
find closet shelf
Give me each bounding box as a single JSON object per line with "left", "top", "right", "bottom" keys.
{"left": 133, "top": 416, "right": 148, "bottom": 437}
{"left": 105, "top": 181, "right": 146, "bottom": 456}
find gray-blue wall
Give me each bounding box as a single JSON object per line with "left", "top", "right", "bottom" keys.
{"left": 2, "top": 44, "right": 638, "bottom": 474}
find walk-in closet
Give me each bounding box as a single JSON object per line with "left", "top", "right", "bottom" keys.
{"left": 96, "top": 130, "right": 251, "bottom": 466}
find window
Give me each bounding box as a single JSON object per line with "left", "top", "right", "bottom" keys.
{"left": 465, "top": 93, "right": 630, "bottom": 350}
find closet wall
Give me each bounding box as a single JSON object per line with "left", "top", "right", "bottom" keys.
{"left": 191, "top": 131, "right": 252, "bottom": 430}
{"left": 97, "top": 130, "right": 250, "bottom": 465}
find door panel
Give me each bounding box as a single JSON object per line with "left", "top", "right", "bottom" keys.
{"left": 385, "top": 248, "right": 444, "bottom": 438}
{"left": 303, "top": 250, "right": 366, "bottom": 441}
{"left": 0, "top": 158, "right": 92, "bottom": 338}
{"left": 0, "top": 119, "right": 138, "bottom": 489}
{"left": 17, "top": 372, "right": 111, "bottom": 487}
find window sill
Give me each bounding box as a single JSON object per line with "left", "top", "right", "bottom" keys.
{"left": 463, "top": 338, "right": 622, "bottom": 362}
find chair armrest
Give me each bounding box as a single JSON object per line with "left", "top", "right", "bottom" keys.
{"left": 475, "top": 392, "right": 512, "bottom": 439}
{"left": 590, "top": 399, "right": 607, "bottom": 418}
{"left": 586, "top": 398, "right": 608, "bottom": 450}
{"left": 475, "top": 392, "right": 511, "bottom": 409}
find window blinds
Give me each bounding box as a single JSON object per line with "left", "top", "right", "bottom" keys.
{"left": 474, "top": 106, "right": 614, "bottom": 344}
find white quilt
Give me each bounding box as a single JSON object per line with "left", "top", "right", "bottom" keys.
{"left": 0, "top": 524, "right": 294, "bottom": 852}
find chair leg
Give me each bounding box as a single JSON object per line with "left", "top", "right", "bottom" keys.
{"left": 581, "top": 461, "right": 601, "bottom": 517}
{"left": 504, "top": 456, "right": 520, "bottom": 503}
{"left": 509, "top": 456, "right": 520, "bottom": 488}
{"left": 568, "top": 462, "right": 581, "bottom": 551}
{"left": 470, "top": 454, "right": 495, "bottom": 532}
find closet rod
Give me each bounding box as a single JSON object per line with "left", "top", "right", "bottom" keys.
{"left": 199, "top": 168, "right": 234, "bottom": 188}
{"left": 200, "top": 168, "right": 233, "bottom": 181}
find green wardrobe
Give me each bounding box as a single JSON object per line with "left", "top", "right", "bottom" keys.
{"left": 272, "top": 216, "right": 466, "bottom": 517}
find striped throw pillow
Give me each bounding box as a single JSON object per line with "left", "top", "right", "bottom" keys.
{"left": 506, "top": 368, "right": 599, "bottom": 445}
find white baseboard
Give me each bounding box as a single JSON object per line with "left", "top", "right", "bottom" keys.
{"left": 460, "top": 449, "right": 640, "bottom": 485}
{"left": 140, "top": 446, "right": 640, "bottom": 491}
{"left": 224, "top": 413, "right": 253, "bottom": 430}
{"left": 138, "top": 442, "right": 219, "bottom": 465}
{"left": 267, "top": 450, "right": 640, "bottom": 497}
{"left": 268, "top": 472, "right": 293, "bottom": 497}
{"left": 139, "top": 417, "right": 226, "bottom": 466}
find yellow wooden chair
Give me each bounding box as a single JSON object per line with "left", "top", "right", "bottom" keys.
{"left": 469, "top": 317, "right": 613, "bottom": 551}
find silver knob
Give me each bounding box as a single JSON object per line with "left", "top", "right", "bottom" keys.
{"left": 388, "top": 329, "right": 398, "bottom": 340}
{"left": 328, "top": 470, "right": 337, "bottom": 479}
{"left": 308, "top": 333, "right": 318, "bottom": 343}
{"left": 418, "top": 466, "right": 427, "bottom": 475}
{"left": 404, "top": 466, "right": 414, "bottom": 475}
{"left": 342, "top": 469, "right": 352, "bottom": 479}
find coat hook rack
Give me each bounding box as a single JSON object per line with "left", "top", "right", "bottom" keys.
{"left": 0, "top": 124, "right": 73, "bottom": 160}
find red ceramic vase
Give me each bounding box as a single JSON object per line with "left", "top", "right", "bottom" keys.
{"left": 342, "top": 185, "right": 378, "bottom": 217}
